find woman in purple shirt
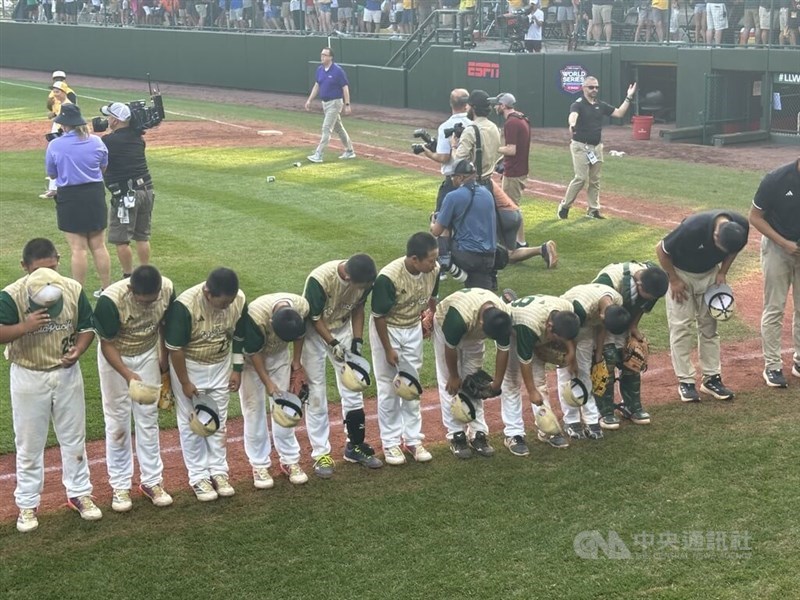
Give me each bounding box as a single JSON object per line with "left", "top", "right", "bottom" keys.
{"left": 45, "top": 103, "right": 112, "bottom": 296}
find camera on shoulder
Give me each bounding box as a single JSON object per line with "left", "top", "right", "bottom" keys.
{"left": 91, "top": 76, "right": 165, "bottom": 134}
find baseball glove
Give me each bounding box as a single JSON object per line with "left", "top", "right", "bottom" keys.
{"left": 158, "top": 371, "right": 175, "bottom": 411}
{"left": 420, "top": 308, "right": 434, "bottom": 339}
{"left": 590, "top": 358, "right": 610, "bottom": 397}
{"left": 461, "top": 369, "right": 497, "bottom": 400}
{"left": 622, "top": 336, "right": 649, "bottom": 373}
{"left": 289, "top": 364, "right": 310, "bottom": 402}
{"left": 533, "top": 342, "right": 568, "bottom": 367}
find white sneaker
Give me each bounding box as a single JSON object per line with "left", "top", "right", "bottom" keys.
{"left": 307, "top": 153, "right": 323, "bottom": 163}
{"left": 338, "top": 150, "right": 356, "bottom": 159}
{"left": 111, "top": 489, "right": 133, "bottom": 513}
{"left": 17, "top": 508, "right": 38, "bottom": 533}
{"left": 192, "top": 478, "right": 218, "bottom": 502}
{"left": 405, "top": 444, "right": 433, "bottom": 463}
{"left": 252, "top": 467, "right": 274, "bottom": 490}
{"left": 280, "top": 463, "right": 309, "bottom": 485}
{"left": 67, "top": 495, "right": 103, "bottom": 521}
{"left": 212, "top": 474, "right": 236, "bottom": 497}
{"left": 384, "top": 445, "right": 407, "bottom": 466}
{"left": 139, "top": 483, "right": 174, "bottom": 507}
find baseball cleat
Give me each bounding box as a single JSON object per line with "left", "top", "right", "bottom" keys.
{"left": 616, "top": 404, "right": 651, "bottom": 425}
{"left": 678, "top": 382, "right": 700, "bottom": 402}
{"left": 470, "top": 431, "right": 495, "bottom": 457}
{"left": 541, "top": 240, "right": 558, "bottom": 269}
{"left": 403, "top": 443, "right": 433, "bottom": 462}
{"left": 111, "top": 489, "right": 133, "bottom": 513}
{"left": 504, "top": 435, "right": 530, "bottom": 457}
{"left": 557, "top": 206, "right": 569, "bottom": 220}
{"left": 700, "top": 375, "right": 734, "bottom": 400}
{"left": 68, "top": 496, "right": 103, "bottom": 521}
{"left": 584, "top": 423, "right": 604, "bottom": 440}
{"left": 600, "top": 414, "right": 621, "bottom": 430}
{"left": 211, "top": 474, "right": 236, "bottom": 497}
{"left": 17, "top": 508, "right": 39, "bottom": 533}
{"left": 252, "top": 467, "right": 275, "bottom": 490}
{"left": 313, "top": 455, "right": 336, "bottom": 479}
{"left": 384, "top": 446, "right": 407, "bottom": 466}
{"left": 344, "top": 443, "right": 383, "bottom": 468}
{"left": 564, "top": 422, "right": 585, "bottom": 440}
{"left": 139, "top": 483, "right": 173, "bottom": 507}
{"left": 192, "top": 479, "right": 218, "bottom": 502}
{"left": 280, "top": 463, "right": 309, "bottom": 485}
{"left": 449, "top": 431, "right": 472, "bottom": 459}
{"left": 763, "top": 369, "right": 788, "bottom": 388}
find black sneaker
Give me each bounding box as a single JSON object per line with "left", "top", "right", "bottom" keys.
{"left": 557, "top": 206, "right": 569, "bottom": 220}
{"left": 584, "top": 423, "right": 604, "bottom": 440}
{"left": 586, "top": 209, "right": 606, "bottom": 220}
{"left": 504, "top": 435, "right": 530, "bottom": 457}
{"left": 449, "top": 431, "right": 472, "bottom": 459}
{"left": 700, "top": 375, "right": 735, "bottom": 400}
{"left": 763, "top": 369, "right": 788, "bottom": 388}
{"left": 343, "top": 443, "right": 383, "bottom": 469}
{"left": 470, "top": 431, "right": 495, "bottom": 457}
{"left": 564, "top": 422, "right": 585, "bottom": 440}
{"left": 678, "top": 382, "right": 700, "bottom": 402}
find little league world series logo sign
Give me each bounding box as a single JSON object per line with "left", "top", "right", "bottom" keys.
{"left": 560, "top": 65, "right": 588, "bottom": 94}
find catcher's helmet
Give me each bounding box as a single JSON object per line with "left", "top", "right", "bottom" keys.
{"left": 341, "top": 353, "right": 372, "bottom": 392}
{"left": 128, "top": 380, "right": 161, "bottom": 405}
{"left": 271, "top": 391, "right": 303, "bottom": 428}
{"left": 561, "top": 378, "right": 589, "bottom": 408}
{"left": 393, "top": 359, "right": 423, "bottom": 401}
{"left": 533, "top": 404, "right": 561, "bottom": 435}
{"left": 188, "top": 397, "right": 220, "bottom": 437}
{"left": 704, "top": 283, "right": 735, "bottom": 321}
{"left": 451, "top": 391, "right": 477, "bottom": 423}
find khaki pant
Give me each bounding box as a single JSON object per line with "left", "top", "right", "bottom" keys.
{"left": 665, "top": 266, "right": 721, "bottom": 383}
{"left": 561, "top": 140, "right": 603, "bottom": 211}
{"left": 502, "top": 175, "right": 526, "bottom": 205}
{"left": 314, "top": 98, "right": 353, "bottom": 157}
{"left": 760, "top": 236, "right": 800, "bottom": 370}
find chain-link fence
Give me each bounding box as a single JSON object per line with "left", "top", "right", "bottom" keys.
{"left": 771, "top": 77, "right": 800, "bottom": 135}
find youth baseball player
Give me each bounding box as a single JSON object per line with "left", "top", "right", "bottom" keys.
{"left": 235, "top": 293, "right": 311, "bottom": 486}
{"left": 556, "top": 283, "right": 631, "bottom": 441}
{"left": 1, "top": 238, "right": 100, "bottom": 532}
{"left": 165, "top": 267, "right": 246, "bottom": 501}
{"left": 592, "top": 262, "right": 669, "bottom": 428}
{"left": 370, "top": 233, "right": 440, "bottom": 466}
{"left": 433, "top": 288, "right": 512, "bottom": 459}
{"left": 303, "top": 254, "right": 382, "bottom": 478}
{"left": 93, "top": 265, "right": 175, "bottom": 512}
{"left": 500, "top": 294, "right": 580, "bottom": 454}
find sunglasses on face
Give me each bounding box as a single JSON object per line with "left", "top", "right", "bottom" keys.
{"left": 586, "top": 85, "right": 599, "bottom": 90}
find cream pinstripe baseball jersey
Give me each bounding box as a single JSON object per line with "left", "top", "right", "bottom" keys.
{"left": 371, "top": 257, "right": 440, "bottom": 329}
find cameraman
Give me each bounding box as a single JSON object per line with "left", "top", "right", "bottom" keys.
{"left": 100, "top": 103, "right": 155, "bottom": 279}
{"left": 452, "top": 89, "right": 502, "bottom": 188}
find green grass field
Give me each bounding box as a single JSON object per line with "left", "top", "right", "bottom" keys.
{"left": 0, "top": 77, "right": 793, "bottom": 599}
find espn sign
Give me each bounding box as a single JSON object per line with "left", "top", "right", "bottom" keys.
{"left": 467, "top": 61, "right": 500, "bottom": 79}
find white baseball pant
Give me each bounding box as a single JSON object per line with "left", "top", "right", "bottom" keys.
{"left": 368, "top": 318, "right": 425, "bottom": 451}
{"left": 171, "top": 357, "right": 232, "bottom": 486}
{"left": 500, "top": 344, "right": 552, "bottom": 437}
{"left": 238, "top": 349, "right": 302, "bottom": 467}
{"left": 98, "top": 345, "right": 165, "bottom": 490}
{"left": 556, "top": 328, "right": 600, "bottom": 426}
{"left": 432, "top": 320, "right": 489, "bottom": 438}
{"left": 11, "top": 363, "right": 92, "bottom": 509}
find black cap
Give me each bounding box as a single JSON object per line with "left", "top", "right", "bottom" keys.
{"left": 468, "top": 89, "right": 490, "bottom": 109}
{"left": 453, "top": 159, "right": 476, "bottom": 176}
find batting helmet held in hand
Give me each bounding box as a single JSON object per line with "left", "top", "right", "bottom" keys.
{"left": 561, "top": 378, "right": 589, "bottom": 408}
{"left": 451, "top": 391, "right": 477, "bottom": 424}
{"left": 341, "top": 353, "right": 372, "bottom": 392}
{"left": 533, "top": 404, "right": 561, "bottom": 436}
{"left": 188, "top": 396, "right": 220, "bottom": 437}
{"left": 271, "top": 391, "right": 304, "bottom": 428}
{"left": 393, "top": 359, "right": 423, "bottom": 401}
{"left": 128, "top": 380, "right": 161, "bottom": 405}
{"left": 704, "top": 283, "right": 735, "bottom": 321}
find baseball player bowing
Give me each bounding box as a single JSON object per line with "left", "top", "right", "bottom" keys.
{"left": 557, "top": 283, "right": 631, "bottom": 441}
{"left": 1, "top": 238, "right": 100, "bottom": 532}
{"left": 592, "top": 262, "right": 669, "bottom": 428}
{"left": 93, "top": 265, "right": 175, "bottom": 512}
{"left": 234, "top": 293, "right": 311, "bottom": 487}
{"left": 164, "top": 268, "right": 246, "bottom": 501}
{"left": 370, "top": 233, "right": 440, "bottom": 466}
{"left": 302, "top": 254, "right": 382, "bottom": 478}
{"left": 433, "top": 288, "right": 512, "bottom": 459}
{"left": 499, "top": 294, "right": 580, "bottom": 454}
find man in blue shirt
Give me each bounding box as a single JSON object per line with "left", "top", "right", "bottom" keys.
{"left": 305, "top": 47, "right": 355, "bottom": 163}
{"left": 431, "top": 159, "right": 497, "bottom": 290}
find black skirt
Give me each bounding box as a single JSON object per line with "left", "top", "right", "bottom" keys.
{"left": 55, "top": 181, "right": 107, "bottom": 234}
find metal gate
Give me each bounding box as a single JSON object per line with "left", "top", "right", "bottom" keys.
{"left": 771, "top": 73, "right": 800, "bottom": 136}
{"left": 701, "top": 72, "right": 755, "bottom": 145}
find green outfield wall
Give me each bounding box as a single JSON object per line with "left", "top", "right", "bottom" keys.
{"left": 2, "top": 22, "right": 798, "bottom": 139}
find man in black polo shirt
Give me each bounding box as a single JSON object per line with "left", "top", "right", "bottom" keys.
{"left": 101, "top": 102, "right": 155, "bottom": 279}
{"left": 749, "top": 158, "right": 800, "bottom": 389}
{"left": 557, "top": 76, "right": 636, "bottom": 220}
{"left": 656, "top": 210, "right": 749, "bottom": 402}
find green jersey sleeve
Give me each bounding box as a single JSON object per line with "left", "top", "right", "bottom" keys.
{"left": 92, "top": 296, "right": 121, "bottom": 340}
{"left": 0, "top": 291, "right": 20, "bottom": 326}
{"left": 76, "top": 292, "right": 94, "bottom": 332}
{"left": 442, "top": 307, "right": 468, "bottom": 347}
{"left": 164, "top": 301, "right": 192, "bottom": 349}
{"left": 370, "top": 275, "right": 396, "bottom": 318}
{"left": 304, "top": 278, "right": 327, "bottom": 320}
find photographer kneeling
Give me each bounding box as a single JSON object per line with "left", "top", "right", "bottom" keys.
{"left": 97, "top": 103, "right": 155, "bottom": 279}
{"left": 430, "top": 160, "right": 498, "bottom": 291}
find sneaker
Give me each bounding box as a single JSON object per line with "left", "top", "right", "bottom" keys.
{"left": 678, "top": 382, "right": 700, "bottom": 402}
{"left": 557, "top": 206, "right": 569, "bottom": 220}
{"left": 111, "top": 489, "right": 133, "bottom": 513}
{"left": 584, "top": 423, "right": 604, "bottom": 440}
{"left": 252, "top": 467, "right": 274, "bottom": 490}
{"left": 338, "top": 150, "right": 356, "bottom": 159}
{"left": 92, "top": 289, "right": 104, "bottom": 299}
{"left": 586, "top": 209, "right": 606, "bottom": 219}
{"left": 541, "top": 240, "right": 558, "bottom": 269}
{"left": 470, "top": 431, "right": 495, "bottom": 457}
{"left": 439, "top": 271, "right": 448, "bottom": 282}
{"left": 564, "top": 422, "right": 585, "bottom": 440}
{"left": 763, "top": 369, "right": 788, "bottom": 388}
{"left": 306, "top": 153, "right": 323, "bottom": 163}
{"left": 67, "top": 495, "right": 103, "bottom": 521}
{"left": 17, "top": 508, "right": 39, "bottom": 533}
{"left": 501, "top": 288, "right": 518, "bottom": 304}
{"left": 403, "top": 443, "right": 433, "bottom": 462}
{"left": 515, "top": 241, "right": 529, "bottom": 249}
{"left": 192, "top": 478, "right": 218, "bottom": 502}
{"left": 600, "top": 414, "right": 621, "bottom": 430}
{"left": 793, "top": 361, "right": 800, "bottom": 378}
{"left": 384, "top": 445, "right": 407, "bottom": 466}
{"left": 504, "top": 435, "right": 530, "bottom": 457}
{"left": 700, "top": 374, "right": 735, "bottom": 401}
{"left": 537, "top": 431, "right": 570, "bottom": 449}
{"left": 139, "top": 483, "right": 173, "bottom": 507}
{"left": 616, "top": 404, "right": 651, "bottom": 425}
{"left": 313, "top": 455, "right": 336, "bottom": 479}
{"left": 344, "top": 443, "right": 383, "bottom": 468}
{"left": 38, "top": 190, "right": 56, "bottom": 199}
{"left": 449, "top": 431, "right": 472, "bottom": 459}
{"left": 211, "top": 474, "right": 236, "bottom": 497}
{"left": 280, "top": 463, "right": 309, "bottom": 485}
